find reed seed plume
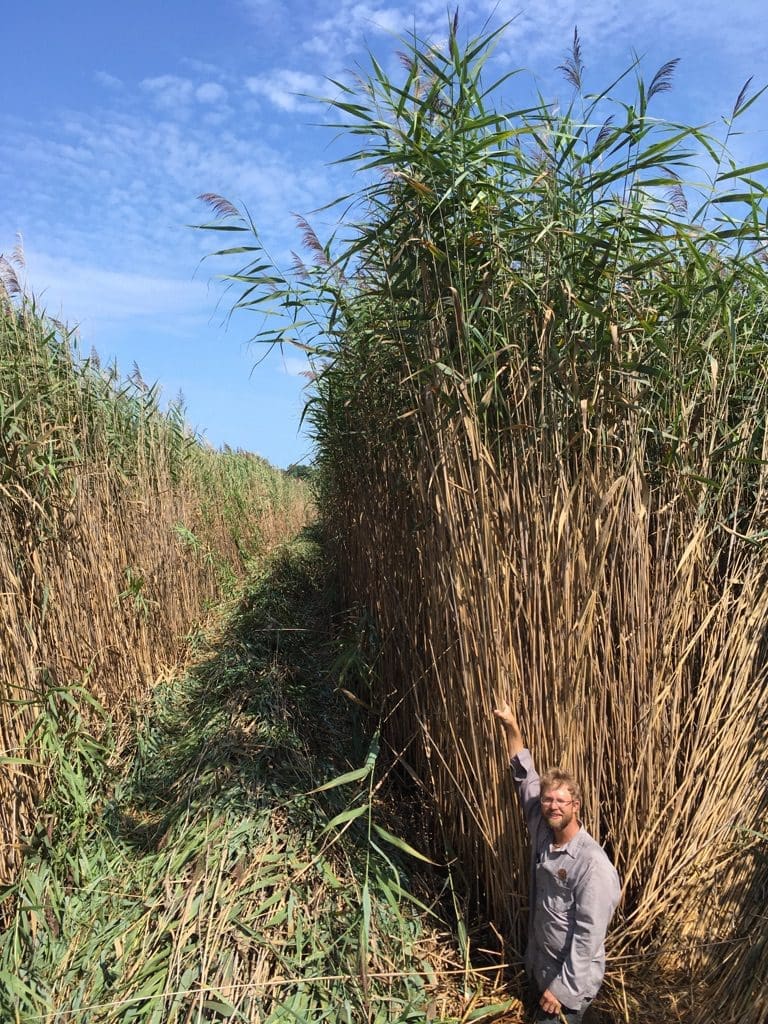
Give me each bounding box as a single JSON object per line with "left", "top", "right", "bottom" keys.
{"left": 558, "top": 27, "right": 584, "bottom": 89}
{"left": 291, "top": 250, "right": 311, "bottom": 280}
{"left": 733, "top": 75, "right": 754, "bottom": 117}
{"left": 397, "top": 49, "right": 417, "bottom": 74}
{"left": 595, "top": 114, "right": 615, "bottom": 147}
{"left": 294, "top": 214, "right": 331, "bottom": 268}
{"left": 647, "top": 57, "right": 679, "bottom": 99}
{"left": 662, "top": 167, "right": 688, "bottom": 213}
{"left": 11, "top": 232, "right": 25, "bottom": 269}
{"left": 0, "top": 254, "right": 22, "bottom": 297}
{"left": 197, "top": 192, "right": 241, "bottom": 220}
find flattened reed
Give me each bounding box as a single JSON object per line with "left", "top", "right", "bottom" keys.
{"left": 0, "top": 294, "right": 311, "bottom": 890}
{"left": 203, "top": 19, "right": 768, "bottom": 1022}
{"left": 1, "top": 537, "right": 473, "bottom": 1023}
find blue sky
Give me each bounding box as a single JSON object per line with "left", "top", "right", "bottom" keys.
{"left": 2, "top": 1, "right": 765, "bottom": 467}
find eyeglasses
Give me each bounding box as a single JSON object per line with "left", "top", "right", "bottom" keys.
{"left": 540, "top": 797, "right": 574, "bottom": 807}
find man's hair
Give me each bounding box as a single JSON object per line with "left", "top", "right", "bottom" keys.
{"left": 540, "top": 767, "right": 582, "bottom": 805}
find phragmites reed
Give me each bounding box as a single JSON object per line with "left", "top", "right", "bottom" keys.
{"left": 203, "top": 19, "right": 768, "bottom": 1023}
{"left": 0, "top": 292, "right": 312, "bottom": 893}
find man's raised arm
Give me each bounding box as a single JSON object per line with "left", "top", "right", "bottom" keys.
{"left": 493, "top": 702, "right": 524, "bottom": 759}
{"left": 493, "top": 701, "right": 543, "bottom": 833}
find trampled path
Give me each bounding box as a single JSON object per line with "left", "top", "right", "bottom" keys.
{"left": 2, "top": 532, "right": 508, "bottom": 1023}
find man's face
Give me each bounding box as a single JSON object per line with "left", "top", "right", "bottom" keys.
{"left": 540, "top": 784, "right": 578, "bottom": 831}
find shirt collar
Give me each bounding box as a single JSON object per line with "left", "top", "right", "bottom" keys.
{"left": 549, "top": 825, "right": 583, "bottom": 858}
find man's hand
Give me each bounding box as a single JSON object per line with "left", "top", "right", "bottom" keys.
{"left": 539, "top": 988, "right": 562, "bottom": 1016}
{"left": 493, "top": 701, "right": 524, "bottom": 758}
{"left": 492, "top": 702, "right": 518, "bottom": 729}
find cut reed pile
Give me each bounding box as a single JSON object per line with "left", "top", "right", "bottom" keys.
{"left": 202, "top": 17, "right": 768, "bottom": 1023}
{"left": 0, "top": 285, "right": 311, "bottom": 891}
{"left": 1, "top": 535, "right": 488, "bottom": 1023}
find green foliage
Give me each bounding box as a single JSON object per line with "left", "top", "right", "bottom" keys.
{"left": 198, "top": 18, "right": 768, "bottom": 520}
{"left": 286, "top": 462, "right": 316, "bottom": 483}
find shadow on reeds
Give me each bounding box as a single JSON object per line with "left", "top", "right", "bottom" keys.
{"left": 111, "top": 524, "right": 368, "bottom": 851}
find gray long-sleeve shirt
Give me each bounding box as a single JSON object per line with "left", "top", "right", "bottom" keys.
{"left": 511, "top": 749, "right": 620, "bottom": 1010}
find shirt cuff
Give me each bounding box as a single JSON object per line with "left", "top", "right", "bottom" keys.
{"left": 510, "top": 747, "right": 533, "bottom": 777}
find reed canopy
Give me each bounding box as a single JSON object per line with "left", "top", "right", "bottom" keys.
{"left": 202, "top": 18, "right": 768, "bottom": 1023}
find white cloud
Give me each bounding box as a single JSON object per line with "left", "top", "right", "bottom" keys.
{"left": 94, "top": 70, "right": 122, "bottom": 89}
{"left": 245, "top": 69, "right": 327, "bottom": 112}
{"left": 1, "top": 95, "right": 340, "bottom": 285}
{"left": 348, "top": 3, "right": 408, "bottom": 35}
{"left": 141, "top": 74, "right": 196, "bottom": 111}
{"left": 480, "top": 0, "right": 765, "bottom": 78}
{"left": 24, "top": 250, "right": 210, "bottom": 323}
{"left": 238, "top": 0, "right": 291, "bottom": 29}
{"left": 182, "top": 57, "right": 225, "bottom": 77}
{"left": 300, "top": 0, "right": 445, "bottom": 60}
{"left": 196, "top": 82, "right": 228, "bottom": 104}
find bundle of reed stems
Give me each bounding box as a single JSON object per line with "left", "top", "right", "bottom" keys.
{"left": 203, "top": 18, "right": 768, "bottom": 1021}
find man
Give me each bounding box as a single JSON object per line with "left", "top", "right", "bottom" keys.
{"left": 494, "top": 702, "right": 620, "bottom": 1023}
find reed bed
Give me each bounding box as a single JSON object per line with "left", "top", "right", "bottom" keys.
{"left": 0, "top": 287, "right": 311, "bottom": 891}
{"left": 203, "top": 17, "right": 768, "bottom": 1023}
{"left": 1, "top": 537, "right": 477, "bottom": 1023}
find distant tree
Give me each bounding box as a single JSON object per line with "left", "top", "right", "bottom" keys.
{"left": 285, "top": 462, "right": 315, "bottom": 481}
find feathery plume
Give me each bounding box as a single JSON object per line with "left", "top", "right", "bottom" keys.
{"left": 198, "top": 193, "right": 241, "bottom": 219}
{"left": 558, "top": 27, "right": 584, "bottom": 90}
{"left": 595, "top": 115, "right": 615, "bottom": 148}
{"left": 733, "top": 76, "right": 754, "bottom": 117}
{"left": 0, "top": 254, "right": 22, "bottom": 296}
{"left": 11, "top": 232, "right": 25, "bottom": 269}
{"left": 648, "top": 58, "right": 679, "bottom": 100}
{"left": 294, "top": 215, "right": 330, "bottom": 267}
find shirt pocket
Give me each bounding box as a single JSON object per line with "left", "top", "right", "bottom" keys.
{"left": 544, "top": 893, "right": 573, "bottom": 914}
{"left": 542, "top": 879, "right": 575, "bottom": 914}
